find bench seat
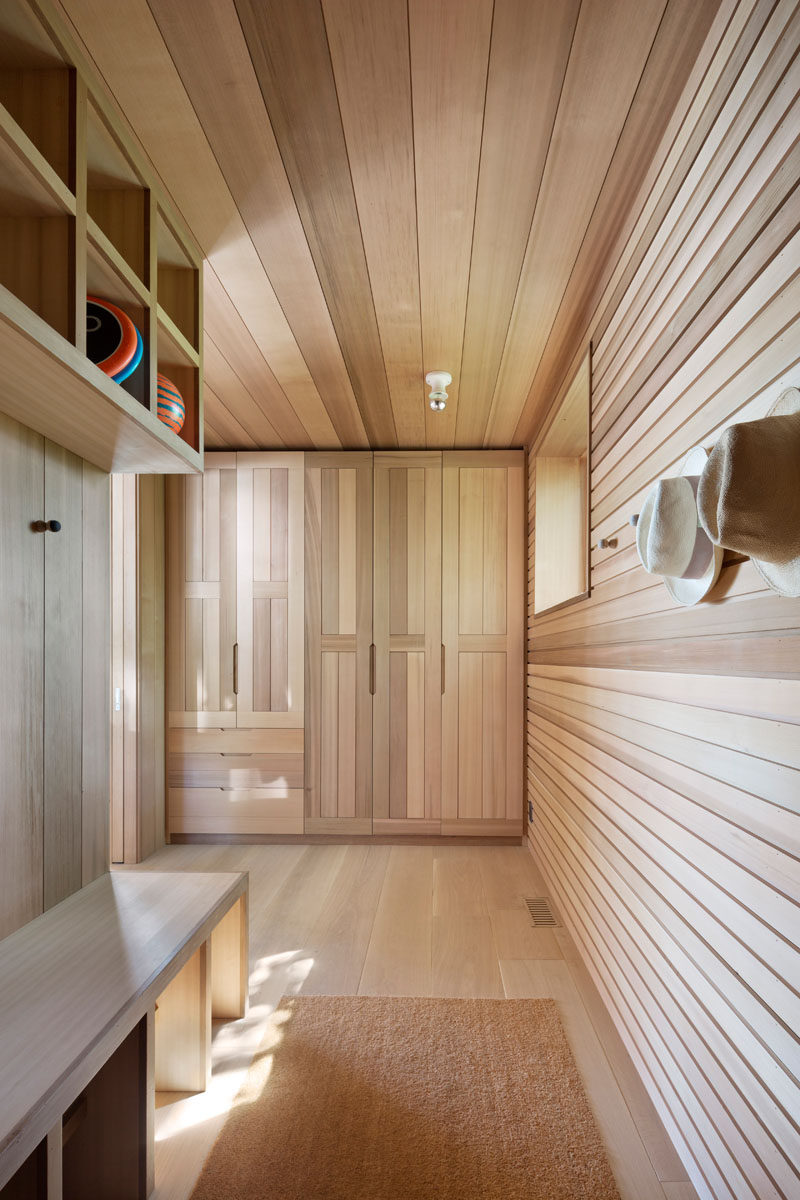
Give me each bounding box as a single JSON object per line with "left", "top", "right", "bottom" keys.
{"left": 0, "top": 870, "right": 248, "bottom": 1197}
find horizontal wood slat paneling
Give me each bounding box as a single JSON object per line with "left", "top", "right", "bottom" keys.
{"left": 526, "top": 7, "right": 800, "bottom": 1200}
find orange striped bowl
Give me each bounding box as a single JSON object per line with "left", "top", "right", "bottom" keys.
{"left": 156, "top": 373, "right": 185, "bottom": 434}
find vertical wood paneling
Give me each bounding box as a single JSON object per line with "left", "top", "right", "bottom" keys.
{"left": 321, "top": 651, "right": 338, "bottom": 819}
{"left": 252, "top": 597, "right": 271, "bottom": 712}
{"left": 443, "top": 453, "right": 525, "bottom": 833}
{"left": 305, "top": 454, "right": 372, "bottom": 832}
{"left": 252, "top": 467, "right": 271, "bottom": 582}
{"left": 458, "top": 653, "right": 482, "bottom": 820}
{"left": 0, "top": 414, "right": 109, "bottom": 936}
{"left": 337, "top": 653, "right": 357, "bottom": 820}
{"left": 389, "top": 653, "right": 408, "bottom": 819}
{"left": 406, "top": 651, "right": 426, "bottom": 820}
{"left": 81, "top": 461, "right": 110, "bottom": 884}
{"left": 526, "top": 10, "right": 800, "bottom": 1199}
{"left": 373, "top": 453, "right": 442, "bottom": 832}
{"left": 0, "top": 416, "right": 44, "bottom": 938}
{"left": 458, "top": 468, "right": 483, "bottom": 635}
{"left": 236, "top": 452, "right": 303, "bottom": 727}
{"left": 43, "top": 442, "right": 83, "bottom": 909}
{"left": 338, "top": 468, "right": 357, "bottom": 637}
{"left": 270, "top": 597, "right": 288, "bottom": 711}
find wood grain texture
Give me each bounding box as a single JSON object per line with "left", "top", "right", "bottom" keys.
{"left": 0, "top": 869, "right": 247, "bottom": 1190}
{"left": 0, "top": 415, "right": 44, "bottom": 939}
{"left": 443, "top": 453, "right": 525, "bottom": 827}
{"left": 233, "top": 0, "right": 396, "bottom": 446}
{"left": 304, "top": 454, "right": 372, "bottom": 828}
{"left": 373, "top": 454, "right": 442, "bottom": 831}
{"left": 526, "top": 8, "right": 800, "bottom": 1198}
{"left": 42, "top": 440, "right": 83, "bottom": 910}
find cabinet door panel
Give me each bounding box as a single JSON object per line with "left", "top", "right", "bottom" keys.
{"left": 373, "top": 452, "right": 441, "bottom": 832}
{"left": 442, "top": 452, "right": 524, "bottom": 835}
{"left": 166, "top": 453, "right": 237, "bottom": 728}
{"left": 236, "top": 453, "right": 304, "bottom": 727}
{"left": 305, "top": 454, "right": 372, "bottom": 833}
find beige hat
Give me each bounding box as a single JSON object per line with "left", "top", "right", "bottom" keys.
{"left": 636, "top": 445, "right": 724, "bottom": 606}
{"left": 697, "top": 387, "right": 800, "bottom": 597}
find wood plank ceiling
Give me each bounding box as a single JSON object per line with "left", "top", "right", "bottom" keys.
{"left": 56, "top": 0, "right": 722, "bottom": 450}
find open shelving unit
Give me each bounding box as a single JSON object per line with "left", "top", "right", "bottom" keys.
{"left": 0, "top": 0, "right": 203, "bottom": 474}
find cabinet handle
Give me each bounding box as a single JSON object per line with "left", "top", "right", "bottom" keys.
{"left": 441, "top": 644, "right": 446, "bottom": 694}
{"left": 233, "top": 642, "right": 239, "bottom": 695}
{"left": 32, "top": 519, "right": 61, "bottom": 533}
{"left": 369, "top": 644, "right": 376, "bottom": 695}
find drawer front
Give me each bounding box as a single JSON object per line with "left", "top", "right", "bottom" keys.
{"left": 168, "top": 787, "right": 303, "bottom": 835}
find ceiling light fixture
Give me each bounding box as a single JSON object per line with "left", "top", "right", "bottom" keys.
{"left": 425, "top": 371, "right": 451, "bottom": 412}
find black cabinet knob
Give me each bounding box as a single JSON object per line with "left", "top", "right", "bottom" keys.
{"left": 48, "top": 520, "right": 61, "bottom": 532}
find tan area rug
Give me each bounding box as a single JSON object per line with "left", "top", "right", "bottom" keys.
{"left": 190, "top": 996, "right": 621, "bottom": 1200}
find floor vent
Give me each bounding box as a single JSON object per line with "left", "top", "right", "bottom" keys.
{"left": 525, "top": 897, "right": 559, "bottom": 927}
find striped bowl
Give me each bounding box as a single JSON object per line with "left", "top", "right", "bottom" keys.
{"left": 156, "top": 373, "right": 185, "bottom": 434}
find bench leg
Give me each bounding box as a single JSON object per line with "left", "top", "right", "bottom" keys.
{"left": 154, "top": 942, "right": 211, "bottom": 1093}
{"left": 210, "top": 894, "right": 249, "bottom": 1020}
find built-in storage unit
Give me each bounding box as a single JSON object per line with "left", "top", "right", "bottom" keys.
{"left": 166, "top": 453, "right": 306, "bottom": 837}
{"left": 168, "top": 450, "right": 524, "bottom": 840}
{"left": 0, "top": 0, "right": 203, "bottom": 475}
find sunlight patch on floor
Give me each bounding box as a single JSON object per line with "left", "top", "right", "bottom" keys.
{"left": 153, "top": 952, "right": 315, "bottom": 1173}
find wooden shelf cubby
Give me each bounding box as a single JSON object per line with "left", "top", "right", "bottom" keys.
{"left": 0, "top": 0, "right": 203, "bottom": 475}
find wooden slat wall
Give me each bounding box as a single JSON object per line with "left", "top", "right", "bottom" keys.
{"left": 110, "top": 474, "right": 165, "bottom": 864}
{"left": 526, "top": 6, "right": 800, "bottom": 1200}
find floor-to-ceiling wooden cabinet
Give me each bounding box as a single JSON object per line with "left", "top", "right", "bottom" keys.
{"left": 441, "top": 452, "right": 525, "bottom": 836}
{"left": 166, "top": 452, "right": 305, "bottom": 837}
{"left": 305, "top": 453, "right": 373, "bottom": 835}
{"left": 168, "top": 449, "right": 524, "bottom": 840}
{"left": 372, "top": 452, "right": 443, "bottom": 835}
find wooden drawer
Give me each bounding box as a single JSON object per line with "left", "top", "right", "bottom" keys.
{"left": 168, "top": 788, "right": 304, "bottom": 835}
{"left": 168, "top": 727, "right": 304, "bottom": 790}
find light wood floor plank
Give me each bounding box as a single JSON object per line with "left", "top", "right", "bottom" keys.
{"left": 299, "top": 844, "right": 389, "bottom": 995}
{"left": 432, "top": 912, "right": 504, "bottom": 998}
{"left": 358, "top": 845, "right": 434, "bottom": 996}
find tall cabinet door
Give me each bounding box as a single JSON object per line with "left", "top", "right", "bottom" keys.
{"left": 166, "top": 452, "right": 238, "bottom": 729}
{"left": 442, "top": 451, "right": 524, "bottom": 836}
{"left": 235, "top": 452, "right": 304, "bottom": 729}
{"left": 305, "top": 454, "right": 373, "bottom": 834}
{"left": 373, "top": 452, "right": 442, "bottom": 835}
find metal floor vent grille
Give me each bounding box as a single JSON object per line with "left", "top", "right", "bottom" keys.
{"left": 525, "top": 897, "right": 559, "bottom": 927}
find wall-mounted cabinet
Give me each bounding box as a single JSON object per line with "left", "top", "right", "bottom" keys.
{"left": 0, "top": 0, "right": 203, "bottom": 475}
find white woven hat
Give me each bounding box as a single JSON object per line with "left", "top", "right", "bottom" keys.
{"left": 697, "top": 387, "right": 800, "bottom": 597}
{"left": 636, "top": 445, "right": 724, "bottom": 606}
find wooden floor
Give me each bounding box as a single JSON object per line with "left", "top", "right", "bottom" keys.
{"left": 128, "top": 843, "right": 700, "bottom": 1200}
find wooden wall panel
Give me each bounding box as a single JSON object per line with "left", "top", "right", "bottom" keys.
{"left": 0, "top": 415, "right": 44, "bottom": 938}
{"left": 443, "top": 452, "right": 524, "bottom": 836}
{"left": 42, "top": 441, "right": 83, "bottom": 909}
{"left": 0, "top": 414, "right": 109, "bottom": 937}
{"left": 304, "top": 453, "right": 372, "bottom": 834}
{"left": 526, "top": 9, "right": 800, "bottom": 1199}
{"left": 111, "top": 474, "right": 166, "bottom": 864}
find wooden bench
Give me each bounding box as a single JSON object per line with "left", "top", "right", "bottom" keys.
{"left": 0, "top": 870, "right": 248, "bottom": 1199}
